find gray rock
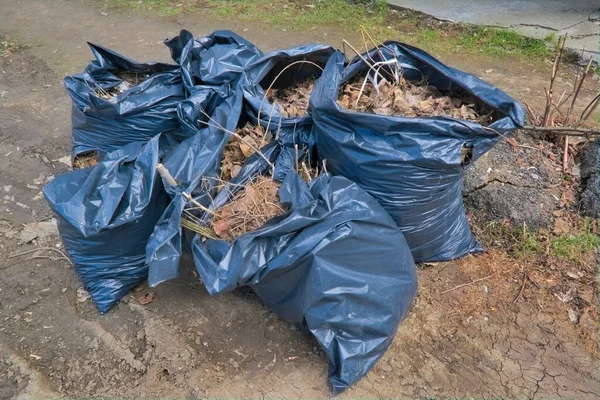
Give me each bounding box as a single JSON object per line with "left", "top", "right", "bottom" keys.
{"left": 19, "top": 218, "right": 58, "bottom": 244}
{"left": 464, "top": 137, "right": 562, "bottom": 228}
{"left": 464, "top": 182, "right": 558, "bottom": 229}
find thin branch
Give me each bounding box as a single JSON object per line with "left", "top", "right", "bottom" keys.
{"left": 342, "top": 39, "right": 387, "bottom": 83}
{"left": 542, "top": 34, "right": 567, "bottom": 126}
{"left": 513, "top": 274, "right": 528, "bottom": 304}
{"left": 156, "top": 163, "right": 219, "bottom": 217}
{"left": 563, "top": 136, "right": 569, "bottom": 171}
{"left": 521, "top": 125, "right": 600, "bottom": 136}
{"left": 578, "top": 93, "right": 600, "bottom": 126}
{"left": 256, "top": 60, "right": 323, "bottom": 126}
{"left": 9, "top": 247, "right": 73, "bottom": 267}
{"left": 566, "top": 57, "right": 593, "bottom": 122}
{"left": 441, "top": 274, "right": 495, "bottom": 294}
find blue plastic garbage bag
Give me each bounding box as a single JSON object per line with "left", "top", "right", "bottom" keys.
{"left": 241, "top": 45, "right": 335, "bottom": 171}
{"left": 146, "top": 67, "right": 317, "bottom": 286}
{"left": 165, "top": 29, "right": 263, "bottom": 89}
{"left": 145, "top": 85, "right": 244, "bottom": 286}
{"left": 64, "top": 43, "right": 186, "bottom": 159}
{"left": 310, "top": 47, "right": 525, "bottom": 262}
{"left": 242, "top": 44, "right": 335, "bottom": 123}
{"left": 43, "top": 135, "right": 170, "bottom": 313}
{"left": 190, "top": 167, "right": 417, "bottom": 394}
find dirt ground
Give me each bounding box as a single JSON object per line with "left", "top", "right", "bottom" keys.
{"left": 0, "top": 0, "right": 598, "bottom": 398}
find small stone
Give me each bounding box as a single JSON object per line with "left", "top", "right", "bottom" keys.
{"left": 76, "top": 287, "right": 90, "bottom": 303}
{"left": 57, "top": 156, "right": 71, "bottom": 166}
{"left": 485, "top": 69, "right": 494, "bottom": 74}
{"left": 567, "top": 308, "right": 579, "bottom": 324}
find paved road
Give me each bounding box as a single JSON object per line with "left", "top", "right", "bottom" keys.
{"left": 389, "top": 0, "right": 600, "bottom": 61}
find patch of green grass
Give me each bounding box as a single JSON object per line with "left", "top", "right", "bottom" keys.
{"left": 518, "top": 230, "right": 543, "bottom": 255}
{"left": 550, "top": 219, "right": 599, "bottom": 260}
{"left": 454, "top": 27, "right": 551, "bottom": 58}
{"left": 207, "top": 0, "right": 389, "bottom": 34}
{"left": 478, "top": 218, "right": 599, "bottom": 260}
{"left": 480, "top": 220, "right": 540, "bottom": 257}
{"left": 106, "top": 0, "right": 194, "bottom": 16}
{"left": 105, "top": 0, "right": 553, "bottom": 63}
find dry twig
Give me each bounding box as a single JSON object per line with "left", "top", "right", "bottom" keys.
{"left": 441, "top": 274, "right": 495, "bottom": 294}
{"left": 9, "top": 247, "right": 73, "bottom": 267}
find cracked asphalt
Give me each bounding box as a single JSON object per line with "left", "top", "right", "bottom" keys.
{"left": 389, "top": 0, "right": 600, "bottom": 62}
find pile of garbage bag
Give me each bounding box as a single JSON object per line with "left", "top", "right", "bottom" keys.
{"left": 44, "top": 29, "right": 524, "bottom": 394}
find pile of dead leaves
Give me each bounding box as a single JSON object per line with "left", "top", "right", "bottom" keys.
{"left": 220, "top": 123, "right": 269, "bottom": 182}
{"left": 94, "top": 71, "right": 150, "bottom": 100}
{"left": 73, "top": 151, "right": 99, "bottom": 169}
{"left": 267, "top": 78, "right": 315, "bottom": 118}
{"left": 338, "top": 76, "right": 491, "bottom": 124}
{"left": 211, "top": 176, "right": 287, "bottom": 241}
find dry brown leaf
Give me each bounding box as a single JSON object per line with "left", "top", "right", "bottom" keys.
{"left": 267, "top": 78, "right": 315, "bottom": 118}
{"left": 553, "top": 218, "right": 571, "bottom": 235}
{"left": 337, "top": 76, "right": 485, "bottom": 123}
{"left": 505, "top": 137, "right": 519, "bottom": 150}
{"left": 137, "top": 292, "right": 155, "bottom": 305}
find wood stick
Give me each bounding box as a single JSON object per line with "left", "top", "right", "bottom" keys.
{"left": 9, "top": 247, "right": 73, "bottom": 267}
{"left": 441, "top": 274, "right": 495, "bottom": 294}
{"left": 542, "top": 35, "right": 567, "bottom": 126}
{"left": 566, "top": 57, "right": 593, "bottom": 122}
{"left": 521, "top": 125, "right": 600, "bottom": 136}
{"left": 578, "top": 93, "right": 600, "bottom": 125}
{"left": 512, "top": 274, "right": 528, "bottom": 304}
{"left": 563, "top": 136, "right": 569, "bottom": 171}
{"left": 156, "top": 163, "right": 218, "bottom": 217}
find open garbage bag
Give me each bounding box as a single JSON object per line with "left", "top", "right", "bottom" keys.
{"left": 64, "top": 43, "right": 186, "bottom": 159}
{"left": 191, "top": 166, "right": 417, "bottom": 394}
{"left": 43, "top": 135, "right": 170, "bottom": 313}
{"left": 241, "top": 45, "right": 335, "bottom": 177}
{"left": 310, "top": 47, "right": 525, "bottom": 262}
{"left": 242, "top": 44, "right": 335, "bottom": 124}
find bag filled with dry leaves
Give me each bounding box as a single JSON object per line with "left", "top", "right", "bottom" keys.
{"left": 64, "top": 43, "right": 186, "bottom": 162}
{"left": 190, "top": 164, "right": 417, "bottom": 395}
{"left": 310, "top": 46, "right": 525, "bottom": 262}
{"left": 43, "top": 135, "right": 171, "bottom": 314}
{"left": 147, "top": 108, "right": 315, "bottom": 286}
{"left": 241, "top": 45, "right": 336, "bottom": 179}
